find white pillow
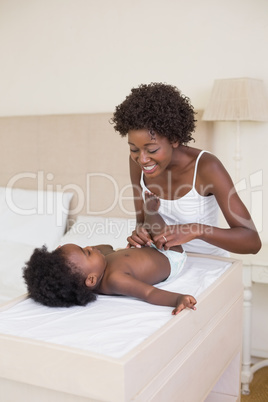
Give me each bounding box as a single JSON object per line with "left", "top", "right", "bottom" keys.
{"left": 60, "top": 215, "right": 136, "bottom": 250}
{"left": 0, "top": 187, "right": 73, "bottom": 250}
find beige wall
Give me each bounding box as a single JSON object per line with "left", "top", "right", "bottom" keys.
{"left": 0, "top": 0, "right": 267, "bottom": 116}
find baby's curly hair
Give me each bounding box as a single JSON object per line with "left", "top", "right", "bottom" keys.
{"left": 111, "top": 82, "right": 196, "bottom": 144}
{"left": 23, "top": 245, "right": 96, "bottom": 307}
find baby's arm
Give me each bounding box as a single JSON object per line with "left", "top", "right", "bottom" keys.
{"left": 108, "top": 273, "right": 196, "bottom": 315}
{"left": 144, "top": 285, "right": 196, "bottom": 315}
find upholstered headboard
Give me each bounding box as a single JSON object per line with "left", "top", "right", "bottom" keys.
{"left": 0, "top": 111, "right": 212, "bottom": 223}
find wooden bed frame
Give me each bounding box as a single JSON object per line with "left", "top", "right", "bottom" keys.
{"left": 0, "top": 255, "right": 242, "bottom": 402}
{"left": 0, "top": 112, "right": 243, "bottom": 401}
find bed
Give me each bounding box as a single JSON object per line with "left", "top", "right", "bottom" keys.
{"left": 0, "top": 186, "right": 73, "bottom": 304}
{"left": 0, "top": 112, "right": 243, "bottom": 401}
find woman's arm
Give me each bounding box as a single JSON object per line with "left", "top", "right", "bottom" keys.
{"left": 127, "top": 157, "right": 152, "bottom": 247}
{"left": 154, "top": 154, "right": 261, "bottom": 254}
{"left": 129, "top": 156, "right": 144, "bottom": 225}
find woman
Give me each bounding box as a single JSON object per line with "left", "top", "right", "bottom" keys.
{"left": 111, "top": 82, "right": 261, "bottom": 256}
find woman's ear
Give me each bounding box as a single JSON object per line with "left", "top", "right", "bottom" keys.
{"left": 171, "top": 141, "right": 179, "bottom": 148}
{"left": 85, "top": 274, "right": 98, "bottom": 288}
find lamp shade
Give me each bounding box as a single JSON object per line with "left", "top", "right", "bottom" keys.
{"left": 202, "top": 78, "right": 268, "bottom": 121}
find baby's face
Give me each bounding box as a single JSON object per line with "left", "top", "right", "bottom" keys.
{"left": 61, "top": 244, "right": 107, "bottom": 283}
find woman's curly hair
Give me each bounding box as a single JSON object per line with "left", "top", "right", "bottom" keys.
{"left": 23, "top": 245, "right": 96, "bottom": 307}
{"left": 111, "top": 82, "right": 196, "bottom": 144}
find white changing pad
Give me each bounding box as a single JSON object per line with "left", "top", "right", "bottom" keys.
{"left": 0, "top": 254, "right": 231, "bottom": 358}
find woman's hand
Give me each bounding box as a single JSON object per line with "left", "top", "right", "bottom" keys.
{"left": 153, "top": 223, "right": 202, "bottom": 250}
{"left": 127, "top": 224, "right": 152, "bottom": 248}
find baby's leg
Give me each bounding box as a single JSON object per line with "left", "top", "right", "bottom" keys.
{"left": 144, "top": 192, "right": 183, "bottom": 253}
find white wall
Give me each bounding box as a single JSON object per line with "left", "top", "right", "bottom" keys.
{"left": 213, "top": 121, "right": 268, "bottom": 242}
{"left": 1, "top": 0, "right": 268, "bottom": 115}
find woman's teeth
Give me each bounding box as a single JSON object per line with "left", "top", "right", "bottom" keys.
{"left": 143, "top": 165, "right": 156, "bottom": 171}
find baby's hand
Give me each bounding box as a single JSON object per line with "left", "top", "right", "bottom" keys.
{"left": 172, "top": 294, "right": 197, "bottom": 315}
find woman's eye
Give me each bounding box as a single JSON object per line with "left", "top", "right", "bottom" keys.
{"left": 130, "top": 148, "right": 159, "bottom": 154}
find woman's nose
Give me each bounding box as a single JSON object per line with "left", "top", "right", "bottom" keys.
{"left": 138, "top": 151, "right": 150, "bottom": 164}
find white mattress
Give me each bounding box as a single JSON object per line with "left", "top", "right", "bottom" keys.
{"left": 0, "top": 240, "right": 34, "bottom": 304}
{"left": 0, "top": 254, "right": 231, "bottom": 359}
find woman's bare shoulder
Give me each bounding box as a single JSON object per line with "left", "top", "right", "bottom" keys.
{"left": 197, "top": 151, "right": 228, "bottom": 175}
{"left": 195, "top": 151, "right": 233, "bottom": 195}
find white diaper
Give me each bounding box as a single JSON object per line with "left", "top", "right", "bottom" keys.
{"left": 151, "top": 244, "right": 187, "bottom": 284}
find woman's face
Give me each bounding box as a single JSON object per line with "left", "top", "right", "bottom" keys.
{"left": 128, "top": 129, "right": 178, "bottom": 177}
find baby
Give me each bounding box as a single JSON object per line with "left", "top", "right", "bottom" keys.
{"left": 23, "top": 193, "right": 196, "bottom": 315}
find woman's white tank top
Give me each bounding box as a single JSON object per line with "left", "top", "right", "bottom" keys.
{"left": 140, "top": 150, "right": 229, "bottom": 257}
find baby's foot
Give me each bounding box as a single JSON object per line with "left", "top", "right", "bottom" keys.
{"left": 144, "top": 191, "right": 160, "bottom": 213}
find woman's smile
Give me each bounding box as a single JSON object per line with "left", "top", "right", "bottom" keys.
{"left": 142, "top": 164, "right": 157, "bottom": 173}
